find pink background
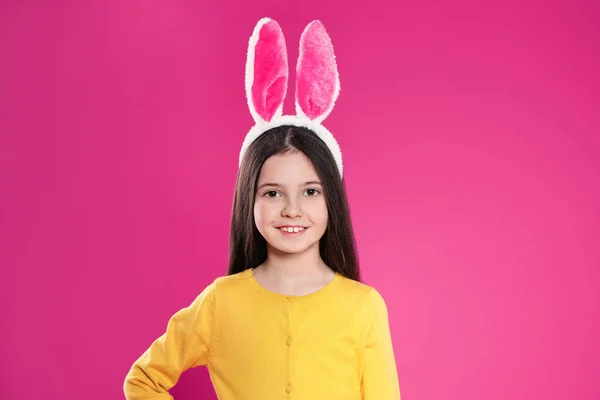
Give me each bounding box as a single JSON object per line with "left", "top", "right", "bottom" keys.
{"left": 1, "top": 0, "right": 599, "bottom": 399}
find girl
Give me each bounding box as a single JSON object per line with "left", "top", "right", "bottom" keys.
{"left": 124, "top": 18, "right": 400, "bottom": 399}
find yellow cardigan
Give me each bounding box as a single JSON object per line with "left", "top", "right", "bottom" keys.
{"left": 124, "top": 268, "right": 400, "bottom": 399}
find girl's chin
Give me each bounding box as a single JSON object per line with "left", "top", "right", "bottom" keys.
{"left": 266, "top": 238, "right": 319, "bottom": 255}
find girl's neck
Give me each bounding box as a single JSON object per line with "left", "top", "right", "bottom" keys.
{"left": 254, "top": 244, "right": 335, "bottom": 295}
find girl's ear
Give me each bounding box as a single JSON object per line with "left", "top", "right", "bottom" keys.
{"left": 245, "top": 18, "right": 289, "bottom": 123}
{"left": 295, "top": 20, "right": 340, "bottom": 124}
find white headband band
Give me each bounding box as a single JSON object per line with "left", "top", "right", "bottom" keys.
{"left": 238, "top": 18, "right": 344, "bottom": 178}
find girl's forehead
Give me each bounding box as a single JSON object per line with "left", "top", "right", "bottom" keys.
{"left": 259, "top": 153, "right": 319, "bottom": 181}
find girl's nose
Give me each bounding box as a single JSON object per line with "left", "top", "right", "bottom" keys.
{"left": 282, "top": 199, "right": 303, "bottom": 217}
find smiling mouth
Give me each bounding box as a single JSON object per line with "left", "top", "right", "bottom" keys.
{"left": 277, "top": 226, "right": 308, "bottom": 233}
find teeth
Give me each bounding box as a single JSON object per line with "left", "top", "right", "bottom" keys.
{"left": 280, "top": 227, "right": 304, "bottom": 232}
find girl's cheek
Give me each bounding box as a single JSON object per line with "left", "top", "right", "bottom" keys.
{"left": 256, "top": 202, "right": 277, "bottom": 223}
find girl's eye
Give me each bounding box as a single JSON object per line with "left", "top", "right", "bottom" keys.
{"left": 305, "top": 188, "right": 320, "bottom": 196}
{"left": 264, "top": 190, "right": 280, "bottom": 198}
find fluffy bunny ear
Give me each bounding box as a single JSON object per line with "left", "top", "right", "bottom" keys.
{"left": 245, "top": 18, "right": 289, "bottom": 123}
{"left": 295, "top": 20, "right": 340, "bottom": 123}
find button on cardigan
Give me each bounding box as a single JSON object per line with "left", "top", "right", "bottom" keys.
{"left": 124, "top": 269, "right": 401, "bottom": 399}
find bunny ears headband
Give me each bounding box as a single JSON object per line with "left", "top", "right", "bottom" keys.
{"left": 238, "top": 18, "right": 344, "bottom": 178}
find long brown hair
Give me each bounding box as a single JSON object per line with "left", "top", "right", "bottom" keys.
{"left": 227, "top": 125, "right": 360, "bottom": 281}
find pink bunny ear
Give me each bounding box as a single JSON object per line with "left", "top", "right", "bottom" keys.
{"left": 295, "top": 20, "right": 340, "bottom": 123}
{"left": 245, "top": 18, "right": 289, "bottom": 123}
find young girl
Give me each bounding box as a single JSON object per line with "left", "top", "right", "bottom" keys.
{"left": 124, "top": 18, "right": 400, "bottom": 399}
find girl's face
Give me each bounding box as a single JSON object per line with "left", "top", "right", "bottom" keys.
{"left": 254, "top": 151, "right": 328, "bottom": 255}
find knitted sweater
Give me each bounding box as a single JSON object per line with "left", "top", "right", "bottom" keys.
{"left": 124, "top": 268, "right": 400, "bottom": 399}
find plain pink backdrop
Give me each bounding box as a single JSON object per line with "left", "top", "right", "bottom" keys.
{"left": 1, "top": 0, "right": 599, "bottom": 399}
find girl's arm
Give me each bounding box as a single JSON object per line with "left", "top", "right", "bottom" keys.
{"left": 361, "top": 289, "right": 401, "bottom": 400}
{"left": 123, "top": 283, "right": 216, "bottom": 399}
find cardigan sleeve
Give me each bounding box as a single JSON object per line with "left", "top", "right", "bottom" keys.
{"left": 123, "top": 282, "right": 216, "bottom": 399}
{"left": 361, "top": 288, "right": 401, "bottom": 400}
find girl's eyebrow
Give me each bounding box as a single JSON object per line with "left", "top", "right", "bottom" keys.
{"left": 257, "top": 181, "right": 322, "bottom": 189}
